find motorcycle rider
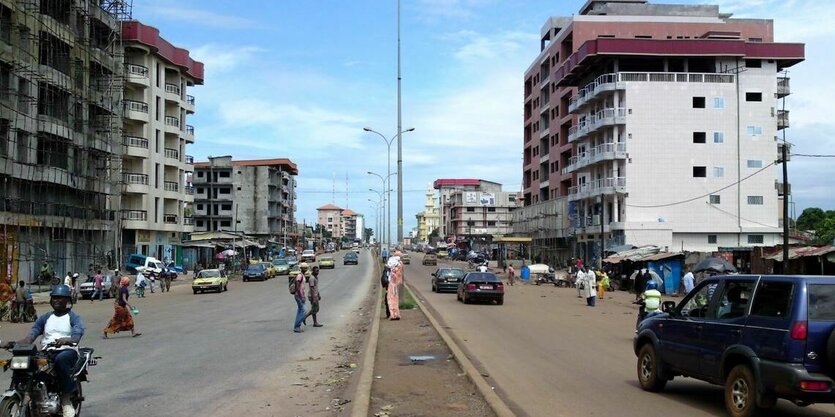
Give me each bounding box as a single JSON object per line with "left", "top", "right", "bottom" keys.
{"left": 478, "top": 261, "right": 489, "bottom": 273}
{"left": 3, "top": 285, "right": 85, "bottom": 417}
{"left": 636, "top": 279, "right": 663, "bottom": 329}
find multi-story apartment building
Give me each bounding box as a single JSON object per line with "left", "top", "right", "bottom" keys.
{"left": 434, "top": 179, "right": 516, "bottom": 239}
{"left": 317, "top": 204, "right": 343, "bottom": 239}
{"left": 341, "top": 209, "right": 358, "bottom": 240}
{"left": 1, "top": 1, "right": 129, "bottom": 282}
{"left": 522, "top": 0, "right": 804, "bottom": 262}
{"left": 415, "top": 186, "right": 441, "bottom": 243}
{"left": 193, "top": 156, "right": 298, "bottom": 243}
{"left": 119, "top": 20, "right": 203, "bottom": 262}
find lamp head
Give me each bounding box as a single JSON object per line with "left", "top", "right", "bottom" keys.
{"left": 363, "top": 127, "right": 372, "bottom": 132}
{"left": 405, "top": 127, "right": 415, "bottom": 132}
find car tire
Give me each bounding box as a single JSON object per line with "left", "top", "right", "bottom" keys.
{"left": 637, "top": 344, "right": 667, "bottom": 392}
{"left": 497, "top": 296, "right": 504, "bottom": 305}
{"left": 462, "top": 293, "right": 469, "bottom": 304}
{"left": 725, "top": 364, "right": 762, "bottom": 417}
{"left": 193, "top": 289, "right": 198, "bottom": 294}
{"left": 827, "top": 330, "right": 835, "bottom": 375}
{"left": 431, "top": 284, "right": 436, "bottom": 292}
{"left": 224, "top": 284, "right": 228, "bottom": 292}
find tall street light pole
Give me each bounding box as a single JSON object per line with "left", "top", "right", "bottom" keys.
{"left": 364, "top": 128, "right": 414, "bottom": 249}
{"left": 396, "top": 0, "right": 404, "bottom": 245}
{"left": 367, "top": 174, "right": 395, "bottom": 248}
{"left": 368, "top": 198, "right": 381, "bottom": 245}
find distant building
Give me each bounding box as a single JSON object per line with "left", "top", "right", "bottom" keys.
{"left": 193, "top": 156, "right": 298, "bottom": 244}
{"left": 434, "top": 179, "right": 516, "bottom": 241}
{"left": 415, "top": 185, "right": 441, "bottom": 243}
{"left": 317, "top": 204, "right": 344, "bottom": 239}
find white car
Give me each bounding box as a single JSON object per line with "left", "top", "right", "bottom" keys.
{"left": 301, "top": 249, "right": 316, "bottom": 262}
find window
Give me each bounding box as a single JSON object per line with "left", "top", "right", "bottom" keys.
{"left": 488, "top": 221, "right": 496, "bottom": 226}
{"left": 809, "top": 285, "right": 835, "bottom": 320}
{"left": 196, "top": 220, "right": 204, "bottom": 227}
{"left": 713, "top": 132, "right": 724, "bottom": 144}
{"left": 221, "top": 204, "right": 232, "bottom": 211}
{"left": 692, "top": 97, "right": 706, "bottom": 108}
{"left": 196, "top": 187, "right": 203, "bottom": 193}
{"left": 747, "top": 160, "right": 763, "bottom": 168}
{"left": 708, "top": 234, "right": 717, "bottom": 244}
{"left": 487, "top": 207, "right": 496, "bottom": 212}
{"left": 746, "top": 126, "right": 763, "bottom": 136}
{"left": 747, "top": 196, "right": 764, "bottom": 205}
{"left": 327, "top": 217, "right": 333, "bottom": 223}
{"left": 466, "top": 221, "right": 475, "bottom": 226}
{"left": 197, "top": 171, "right": 204, "bottom": 177}
{"left": 680, "top": 282, "right": 718, "bottom": 318}
{"left": 750, "top": 281, "right": 793, "bottom": 319}
{"left": 712, "top": 281, "right": 757, "bottom": 320}
{"left": 196, "top": 204, "right": 203, "bottom": 210}
{"left": 745, "top": 92, "right": 763, "bottom": 102}
{"left": 220, "top": 220, "right": 231, "bottom": 228}
{"left": 713, "top": 97, "right": 725, "bottom": 109}
{"left": 466, "top": 207, "right": 475, "bottom": 212}
{"left": 693, "top": 132, "right": 706, "bottom": 144}
{"left": 713, "top": 167, "right": 724, "bottom": 178}
{"left": 745, "top": 59, "right": 762, "bottom": 68}
{"left": 16, "top": 132, "right": 28, "bottom": 163}
{"left": 747, "top": 234, "right": 764, "bottom": 244}
{"left": 709, "top": 195, "right": 721, "bottom": 204}
{"left": 219, "top": 171, "right": 230, "bottom": 177}
{"left": 218, "top": 188, "right": 230, "bottom": 194}
{"left": 693, "top": 166, "right": 707, "bottom": 177}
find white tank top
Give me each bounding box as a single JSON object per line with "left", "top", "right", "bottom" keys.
{"left": 42, "top": 313, "right": 72, "bottom": 349}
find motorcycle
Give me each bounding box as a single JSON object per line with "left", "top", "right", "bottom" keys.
{"left": 0, "top": 342, "right": 98, "bottom": 417}
{"left": 9, "top": 297, "right": 37, "bottom": 323}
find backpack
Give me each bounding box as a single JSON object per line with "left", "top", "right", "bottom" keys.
{"left": 288, "top": 276, "right": 297, "bottom": 295}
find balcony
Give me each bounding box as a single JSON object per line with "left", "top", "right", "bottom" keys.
{"left": 777, "top": 110, "right": 789, "bottom": 130}
{"left": 123, "top": 135, "right": 149, "bottom": 158}
{"left": 184, "top": 125, "right": 195, "bottom": 142}
{"left": 125, "top": 63, "right": 149, "bottom": 87}
{"left": 183, "top": 216, "right": 195, "bottom": 225}
{"left": 123, "top": 100, "right": 150, "bottom": 122}
{"left": 123, "top": 173, "right": 148, "bottom": 185}
{"left": 121, "top": 210, "right": 147, "bottom": 221}
{"left": 777, "top": 77, "right": 790, "bottom": 98}
{"left": 562, "top": 142, "right": 627, "bottom": 174}
{"left": 184, "top": 185, "right": 195, "bottom": 195}
{"left": 589, "top": 107, "right": 627, "bottom": 133}
{"left": 163, "top": 214, "right": 178, "bottom": 224}
{"left": 164, "top": 116, "right": 180, "bottom": 134}
{"left": 185, "top": 95, "right": 196, "bottom": 113}
{"left": 164, "top": 147, "right": 180, "bottom": 161}
{"left": 185, "top": 155, "right": 194, "bottom": 164}
{"left": 165, "top": 83, "right": 181, "bottom": 97}
{"left": 567, "top": 177, "right": 626, "bottom": 201}
{"left": 164, "top": 181, "right": 179, "bottom": 192}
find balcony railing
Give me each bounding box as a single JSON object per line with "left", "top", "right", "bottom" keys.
{"left": 186, "top": 95, "right": 195, "bottom": 105}
{"left": 123, "top": 173, "right": 149, "bottom": 185}
{"left": 568, "top": 177, "right": 626, "bottom": 200}
{"left": 165, "top": 83, "right": 181, "bottom": 95}
{"left": 163, "top": 214, "right": 178, "bottom": 224}
{"left": 164, "top": 116, "right": 180, "bottom": 128}
{"left": 123, "top": 135, "right": 148, "bottom": 149}
{"left": 125, "top": 63, "right": 148, "bottom": 78}
{"left": 563, "top": 142, "right": 627, "bottom": 174}
{"left": 183, "top": 217, "right": 194, "bottom": 225}
{"left": 123, "top": 100, "right": 149, "bottom": 113}
{"left": 186, "top": 125, "right": 194, "bottom": 135}
{"left": 164, "top": 148, "right": 180, "bottom": 160}
{"left": 184, "top": 185, "right": 195, "bottom": 195}
{"left": 777, "top": 110, "right": 789, "bottom": 129}
{"left": 121, "top": 210, "right": 147, "bottom": 221}
{"left": 164, "top": 181, "right": 179, "bottom": 192}
{"left": 777, "top": 77, "right": 791, "bottom": 98}
{"left": 185, "top": 155, "right": 194, "bottom": 164}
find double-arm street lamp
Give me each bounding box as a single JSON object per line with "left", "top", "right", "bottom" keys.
{"left": 367, "top": 175, "right": 394, "bottom": 249}
{"left": 367, "top": 198, "right": 381, "bottom": 245}
{"left": 364, "top": 127, "right": 414, "bottom": 248}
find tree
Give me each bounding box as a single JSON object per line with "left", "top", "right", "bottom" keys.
{"left": 797, "top": 207, "right": 825, "bottom": 231}
{"left": 817, "top": 216, "right": 835, "bottom": 245}
{"left": 364, "top": 228, "right": 373, "bottom": 243}
{"left": 428, "top": 228, "right": 439, "bottom": 238}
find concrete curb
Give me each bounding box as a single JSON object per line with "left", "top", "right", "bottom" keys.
{"left": 350, "top": 257, "right": 383, "bottom": 417}
{"left": 405, "top": 282, "right": 516, "bottom": 417}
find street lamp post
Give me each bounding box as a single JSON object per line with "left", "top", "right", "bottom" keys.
{"left": 364, "top": 127, "right": 414, "bottom": 249}
{"left": 367, "top": 173, "right": 395, "bottom": 248}
{"left": 368, "top": 198, "right": 381, "bottom": 245}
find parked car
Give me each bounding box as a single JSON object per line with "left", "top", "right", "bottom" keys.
{"left": 165, "top": 261, "right": 187, "bottom": 275}
{"left": 319, "top": 256, "right": 335, "bottom": 269}
{"left": 401, "top": 253, "right": 411, "bottom": 265}
{"left": 192, "top": 269, "right": 228, "bottom": 294}
{"left": 634, "top": 275, "right": 835, "bottom": 417}
{"left": 457, "top": 272, "right": 504, "bottom": 305}
{"left": 259, "top": 262, "right": 276, "bottom": 278}
{"left": 79, "top": 274, "right": 116, "bottom": 299}
{"left": 437, "top": 248, "right": 449, "bottom": 258}
{"left": 422, "top": 254, "right": 437, "bottom": 266}
{"left": 271, "top": 258, "right": 290, "bottom": 275}
{"left": 343, "top": 252, "right": 359, "bottom": 265}
{"left": 243, "top": 264, "right": 269, "bottom": 282}
{"left": 431, "top": 268, "right": 465, "bottom": 293}
{"left": 301, "top": 249, "right": 317, "bottom": 262}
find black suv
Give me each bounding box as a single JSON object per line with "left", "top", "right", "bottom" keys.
{"left": 634, "top": 275, "right": 835, "bottom": 417}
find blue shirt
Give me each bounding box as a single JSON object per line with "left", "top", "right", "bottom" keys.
{"left": 28, "top": 311, "right": 85, "bottom": 344}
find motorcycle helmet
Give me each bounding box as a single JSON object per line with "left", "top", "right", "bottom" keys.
{"left": 50, "top": 285, "right": 73, "bottom": 299}
{"left": 645, "top": 280, "right": 658, "bottom": 291}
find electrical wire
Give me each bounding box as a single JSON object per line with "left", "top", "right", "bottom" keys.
{"left": 793, "top": 154, "right": 835, "bottom": 158}
{"left": 705, "top": 201, "right": 779, "bottom": 229}
{"left": 625, "top": 161, "right": 777, "bottom": 208}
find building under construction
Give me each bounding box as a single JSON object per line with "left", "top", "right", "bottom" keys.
{"left": 0, "top": 0, "right": 131, "bottom": 287}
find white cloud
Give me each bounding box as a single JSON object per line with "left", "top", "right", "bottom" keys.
{"left": 413, "top": 0, "right": 496, "bottom": 20}
{"left": 190, "top": 44, "right": 265, "bottom": 75}
{"left": 139, "top": 6, "right": 259, "bottom": 29}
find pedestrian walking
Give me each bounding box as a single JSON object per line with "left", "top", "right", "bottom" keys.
{"left": 506, "top": 265, "right": 516, "bottom": 286}
{"left": 303, "top": 266, "right": 323, "bottom": 327}
{"left": 387, "top": 251, "right": 403, "bottom": 320}
{"left": 135, "top": 270, "right": 147, "bottom": 298}
{"left": 381, "top": 266, "right": 391, "bottom": 319}
{"left": 161, "top": 270, "right": 172, "bottom": 293}
{"left": 596, "top": 268, "right": 609, "bottom": 300}
{"left": 634, "top": 269, "right": 648, "bottom": 302}
{"left": 148, "top": 272, "right": 157, "bottom": 293}
{"left": 292, "top": 263, "right": 309, "bottom": 333}
{"left": 580, "top": 266, "right": 597, "bottom": 306}
{"left": 681, "top": 270, "right": 695, "bottom": 295}
{"left": 575, "top": 267, "right": 586, "bottom": 298}
{"left": 103, "top": 276, "right": 141, "bottom": 338}
{"left": 91, "top": 270, "right": 104, "bottom": 303}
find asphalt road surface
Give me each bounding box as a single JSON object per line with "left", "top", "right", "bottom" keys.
{"left": 0, "top": 250, "right": 373, "bottom": 417}
{"left": 407, "top": 257, "right": 835, "bottom": 417}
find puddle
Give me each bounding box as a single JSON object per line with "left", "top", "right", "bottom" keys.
{"left": 408, "top": 355, "right": 437, "bottom": 364}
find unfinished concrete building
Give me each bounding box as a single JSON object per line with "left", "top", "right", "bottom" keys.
{"left": 0, "top": 0, "right": 130, "bottom": 286}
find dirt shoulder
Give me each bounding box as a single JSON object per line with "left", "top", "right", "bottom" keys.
{"left": 369, "top": 287, "right": 497, "bottom": 417}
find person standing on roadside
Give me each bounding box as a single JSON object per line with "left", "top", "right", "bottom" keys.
{"left": 161, "top": 269, "right": 173, "bottom": 293}
{"left": 596, "top": 268, "right": 610, "bottom": 300}
{"left": 292, "top": 263, "right": 309, "bottom": 333}
{"left": 681, "top": 270, "right": 695, "bottom": 295}
{"left": 103, "top": 276, "right": 141, "bottom": 339}
{"left": 135, "top": 269, "right": 147, "bottom": 298}
{"left": 381, "top": 266, "right": 391, "bottom": 319}
{"left": 387, "top": 251, "right": 403, "bottom": 321}
{"left": 575, "top": 266, "right": 586, "bottom": 298}
{"left": 91, "top": 270, "right": 104, "bottom": 303}
{"left": 506, "top": 264, "right": 516, "bottom": 286}
{"left": 579, "top": 266, "right": 597, "bottom": 306}
{"left": 303, "top": 266, "right": 323, "bottom": 327}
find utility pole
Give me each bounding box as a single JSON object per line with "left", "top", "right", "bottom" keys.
{"left": 396, "top": 0, "right": 404, "bottom": 245}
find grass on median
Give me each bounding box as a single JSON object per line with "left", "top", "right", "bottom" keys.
{"left": 380, "top": 284, "right": 417, "bottom": 311}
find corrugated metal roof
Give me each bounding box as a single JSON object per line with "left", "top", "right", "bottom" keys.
{"left": 763, "top": 245, "right": 835, "bottom": 261}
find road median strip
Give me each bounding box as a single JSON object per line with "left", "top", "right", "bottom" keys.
{"left": 349, "top": 255, "right": 383, "bottom": 417}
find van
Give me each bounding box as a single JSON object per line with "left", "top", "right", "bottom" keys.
{"left": 126, "top": 254, "right": 165, "bottom": 274}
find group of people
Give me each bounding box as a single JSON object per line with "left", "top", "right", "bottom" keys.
{"left": 291, "top": 262, "right": 324, "bottom": 332}
{"left": 134, "top": 268, "right": 174, "bottom": 297}
{"left": 573, "top": 266, "right": 610, "bottom": 307}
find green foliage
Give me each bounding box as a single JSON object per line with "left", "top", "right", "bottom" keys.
{"left": 797, "top": 207, "right": 835, "bottom": 244}
{"left": 428, "top": 227, "right": 439, "bottom": 238}
{"left": 797, "top": 208, "right": 825, "bottom": 231}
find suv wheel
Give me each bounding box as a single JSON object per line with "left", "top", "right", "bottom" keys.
{"left": 725, "top": 365, "right": 762, "bottom": 417}
{"left": 637, "top": 344, "right": 667, "bottom": 392}
{"left": 827, "top": 331, "right": 835, "bottom": 374}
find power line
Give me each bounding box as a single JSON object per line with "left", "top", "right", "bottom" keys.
{"left": 625, "top": 160, "right": 777, "bottom": 208}
{"left": 793, "top": 154, "right": 835, "bottom": 158}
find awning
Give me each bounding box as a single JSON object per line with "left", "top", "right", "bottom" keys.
{"left": 494, "top": 237, "right": 532, "bottom": 244}
{"left": 643, "top": 252, "right": 684, "bottom": 261}
{"left": 180, "top": 241, "right": 216, "bottom": 248}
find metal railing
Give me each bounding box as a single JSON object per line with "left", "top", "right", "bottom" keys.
{"left": 777, "top": 77, "right": 790, "bottom": 97}
{"left": 123, "top": 135, "right": 148, "bottom": 148}
{"left": 186, "top": 95, "right": 195, "bottom": 105}
{"left": 165, "top": 83, "right": 181, "bottom": 95}
{"left": 777, "top": 110, "right": 790, "bottom": 129}
{"left": 186, "top": 125, "right": 194, "bottom": 135}
{"left": 125, "top": 63, "right": 149, "bottom": 78}
{"left": 164, "top": 116, "right": 180, "bottom": 128}
{"left": 183, "top": 217, "right": 195, "bottom": 225}
{"left": 184, "top": 185, "right": 195, "bottom": 195}
{"left": 185, "top": 155, "right": 194, "bottom": 164}
{"left": 568, "top": 177, "right": 626, "bottom": 197}
{"left": 163, "top": 214, "right": 179, "bottom": 224}
{"left": 164, "top": 148, "right": 180, "bottom": 160}
{"left": 123, "top": 100, "right": 149, "bottom": 113}
{"left": 121, "top": 210, "right": 147, "bottom": 221}
{"left": 122, "top": 173, "right": 149, "bottom": 185}
{"left": 164, "top": 181, "right": 179, "bottom": 192}
{"left": 563, "top": 142, "right": 627, "bottom": 174}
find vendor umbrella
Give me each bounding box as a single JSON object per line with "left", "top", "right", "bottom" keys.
{"left": 629, "top": 270, "right": 664, "bottom": 289}
{"left": 693, "top": 257, "right": 737, "bottom": 274}
{"left": 222, "top": 249, "right": 238, "bottom": 257}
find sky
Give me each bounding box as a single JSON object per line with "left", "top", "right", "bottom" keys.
{"left": 132, "top": 0, "right": 835, "bottom": 240}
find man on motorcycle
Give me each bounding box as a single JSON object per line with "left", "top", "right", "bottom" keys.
{"left": 3, "top": 285, "right": 85, "bottom": 417}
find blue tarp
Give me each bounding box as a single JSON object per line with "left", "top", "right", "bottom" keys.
{"left": 648, "top": 259, "right": 682, "bottom": 294}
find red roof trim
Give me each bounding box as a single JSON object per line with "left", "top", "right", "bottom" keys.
{"left": 554, "top": 38, "right": 805, "bottom": 86}
{"left": 193, "top": 158, "right": 298, "bottom": 174}
{"left": 433, "top": 179, "right": 481, "bottom": 189}
{"left": 121, "top": 21, "right": 205, "bottom": 83}
{"left": 317, "top": 204, "right": 343, "bottom": 211}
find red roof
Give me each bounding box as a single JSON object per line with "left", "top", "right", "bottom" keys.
{"left": 193, "top": 158, "right": 298, "bottom": 174}
{"left": 342, "top": 209, "right": 358, "bottom": 216}
{"left": 121, "top": 21, "right": 204, "bottom": 83}
{"left": 433, "top": 179, "right": 481, "bottom": 189}
{"left": 317, "top": 204, "right": 343, "bottom": 211}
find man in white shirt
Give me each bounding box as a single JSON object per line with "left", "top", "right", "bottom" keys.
{"left": 682, "top": 271, "right": 695, "bottom": 295}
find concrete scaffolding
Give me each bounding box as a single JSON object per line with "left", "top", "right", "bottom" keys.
{"left": 0, "top": 0, "right": 132, "bottom": 289}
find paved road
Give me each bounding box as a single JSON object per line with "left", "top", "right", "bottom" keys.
{"left": 0, "top": 250, "right": 373, "bottom": 417}
{"left": 406, "top": 257, "right": 835, "bottom": 417}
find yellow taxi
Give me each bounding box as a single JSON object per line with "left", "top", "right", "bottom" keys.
{"left": 260, "top": 262, "right": 277, "bottom": 278}
{"left": 319, "top": 256, "right": 335, "bottom": 269}
{"left": 192, "top": 269, "right": 228, "bottom": 294}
